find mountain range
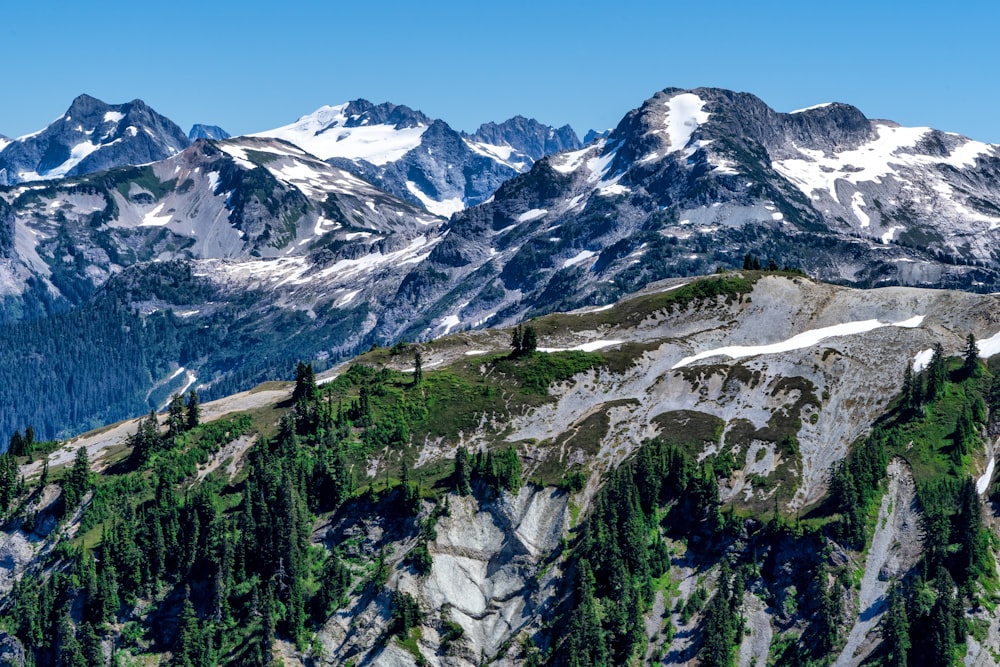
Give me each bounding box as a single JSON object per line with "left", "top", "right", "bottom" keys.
{"left": 1, "top": 85, "right": 1000, "bottom": 667}
{"left": 1, "top": 85, "right": 1000, "bottom": 441}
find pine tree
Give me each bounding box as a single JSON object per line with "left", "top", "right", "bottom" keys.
{"left": 510, "top": 325, "right": 523, "bottom": 356}
{"left": 521, "top": 325, "right": 538, "bottom": 354}
{"left": 927, "top": 343, "right": 946, "bottom": 401}
{"left": 62, "top": 446, "right": 91, "bottom": 512}
{"left": 292, "top": 362, "right": 317, "bottom": 403}
{"left": 186, "top": 390, "right": 200, "bottom": 430}
{"left": 167, "top": 393, "right": 186, "bottom": 440}
{"left": 883, "top": 585, "right": 909, "bottom": 667}
{"left": 413, "top": 351, "right": 423, "bottom": 387}
{"left": 963, "top": 333, "right": 981, "bottom": 378}
{"left": 454, "top": 446, "right": 472, "bottom": 496}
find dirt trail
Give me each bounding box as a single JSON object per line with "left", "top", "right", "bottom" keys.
{"left": 834, "top": 458, "right": 920, "bottom": 667}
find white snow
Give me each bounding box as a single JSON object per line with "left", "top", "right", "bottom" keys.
{"left": 439, "top": 314, "right": 461, "bottom": 334}
{"left": 850, "top": 191, "right": 870, "bottom": 227}
{"left": 551, "top": 145, "right": 593, "bottom": 174}
{"left": 0, "top": 137, "right": 11, "bottom": 151}
{"left": 597, "top": 183, "right": 630, "bottom": 196}
{"left": 789, "top": 102, "right": 833, "bottom": 114}
{"left": 517, "top": 209, "right": 548, "bottom": 223}
{"left": 944, "top": 139, "right": 994, "bottom": 169}
{"left": 464, "top": 349, "right": 487, "bottom": 356}
{"left": 977, "top": 457, "right": 995, "bottom": 495}
{"left": 206, "top": 171, "right": 220, "bottom": 193}
{"left": 977, "top": 330, "right": 1000, "bottom": 359}
{"left": 773, "top": 123, "right": 930, "bottom": 199}
{"left": 251, "top": 103, "right": 427, "bottom": 166}
{"left": 405, "top": 181, "right": 463, "bottom": 217}
{"left": 538, "top": 340, "right": 623, "bottom": 354}
{"left": 18, "top": 137, "right": 111, "bottom": 181}
{"left": 881, "top": 225, "right": 904, "bottom": 244}
{"left": 103, "top": 111, "right": 124, "bottom": 124}
{"left": 140, "top": 203, "right": 172, "bottom": 226}
{"left": 563, "top": 250, "right": 596, "bottom": 269}
{"left": 664, "top": 93, "right": 710, "bottom": 153}
{"left": 336, "top": 289, "right": 361, "bottom": 307}
{"left": 673, "top": 316, "right": 924, "bottom": 369}
{"left": 465, "top": 140, "right": 529, "bottom": 171}
{"left": 912, "top": 348, "right": 934, "bottom": 372}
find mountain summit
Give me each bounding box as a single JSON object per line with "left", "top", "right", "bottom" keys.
{"left": 0, "top": 94, "right": 190, "bottom": 185}
{"left": 252, "top": 99, "right": 578, "bottom": 216}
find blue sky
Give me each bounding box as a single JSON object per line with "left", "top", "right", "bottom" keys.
{"left": 3, "top": 0, "right": 999, "bottom": 142}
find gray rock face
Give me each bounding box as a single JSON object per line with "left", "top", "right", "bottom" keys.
{"left": 0, "top": 633, "right": 24, "bottom": 667}
{"left": 468, "top": 115, "right": 580, "bottom": 161}
{"left": 0, "top": 94, "right": 190, "bottom": 185}
{"left": 188, "top": 124, "right": 230, "bottom": 140}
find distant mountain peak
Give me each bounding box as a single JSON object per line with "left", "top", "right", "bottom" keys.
{"left": 188, "top": 124, "right": 231, "bottom": 141}
{"left": 0, "top": 94, "right": 190, "bottom": 185}
{"left": 468, "top": 116, "right": 580, "bottom": 161}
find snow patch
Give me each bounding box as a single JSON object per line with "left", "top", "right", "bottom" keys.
{"left": 789, "top": 102, "right": 833, "bottom": 114}
{"left": 140, "top": 203, "right": 172, "bottom": 226}
{"left": 673, "top": 316, "right": 924, "bottom": 369}
{"left": 977, "top": 456, "right": 995, "bottom": 495}
{"left": 405, "top": 181, "right": 463, "bottom": 217}
{"left": 977, "top": 330, "right": 1000, "bottom": 359}
{"left": 912, "top": 348, "right": 934, "bottom": 372}
{"left": 850, "top": 191, "right": 870, "bottom": 227}
{"left": 881, "top": 225, "right": 904, "bottom": 244}
{"left": 538, "top": 340, "right": 623, "bottom": 353}
{"left": 103, "top": 111, "right": 124, "bottom": 124}
{"left": 517, "top": 209, "right": 547, "bottom": 223}
{"left": 563, "top": 250, "right": 596, "bottom": 269}
{"left": 664, "top": 93, "right": 710, "bottom": 153}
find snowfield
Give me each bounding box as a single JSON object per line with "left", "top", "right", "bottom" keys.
{"left": 673, "top": 316, "right": 924, "bottom": 369}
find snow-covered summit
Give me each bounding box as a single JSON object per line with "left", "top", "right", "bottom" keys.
{"left": 0, "top": 94, "right": 190, "bottom": 185}
{"left": 251, "top": 99, "right": 580, "bottom": 217}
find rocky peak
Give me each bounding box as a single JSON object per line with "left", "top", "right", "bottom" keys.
{"left": 188, "top": 123, "right": 231, "bottom": 141}
{"left": 340, "top": 99, "right": 431, "bottom": 129}
{"left": 469, "top": 115, "right": 581, "bottom": 161}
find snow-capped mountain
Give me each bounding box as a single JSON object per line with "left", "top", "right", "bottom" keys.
{"left": 188, "top": 123, "right": 230, "bottom": 140}
{"left": 5, "top": 84, "right": 1000, "bottom": 438}
{"left": 0, "top": 135, "right": 9, "bottom": 152}
{"left": 251, "top": 99, "right": 576, "bottom": 217}
{"left": 406, "top": 86, "right": 1000, "bottom": 338}
{"left": 466, "top": 115, "right": 580, "bottom": 162}
{"left": 0, "top": 94, "right": 190, "bottom": 185}
{"left": 0, "top": 135, "right": 441, "bottom": 318}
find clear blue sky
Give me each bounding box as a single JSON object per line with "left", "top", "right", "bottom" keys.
{"left": 3, "top": 0, "right": 999, "bottom": 143}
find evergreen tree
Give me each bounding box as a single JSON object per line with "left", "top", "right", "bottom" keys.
{"left": 8, "top": 430, "right": 24, "bottom": 457}
{"left": 927, "top": 343, "right": 947, "bottom": 401}
{"left": 510, "top": 325, "right": 523, "bottom": 357}
{"left": 963, "top": 333, "right": 981, "bottom": 378}
{"left": 883, "top": 585, "right": 909, "bottom": 667}
{"left": 521, "top": 325, "right": 538, "bottom": 354}
{"left": 167, "top": 393, "right": 187, "bottom": 440}
{"left": 62, "top": 446, "right": 91, "bottom": 512}
{"left": 186, "top": 390, "right": 200, "bottom": 430}
{"left": 292, "top": 362, "right": 317, "bottom": 403}
{"left": 454, "top": 446, "right": 472, "bottom": 496}
{"left": 413, "top": 351, "right": 423, "bottom": 387}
